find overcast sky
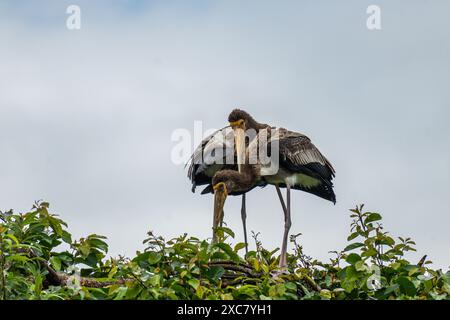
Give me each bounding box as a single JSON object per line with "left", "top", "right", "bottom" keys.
{"left": 1, "top": 0, "right": 449, "bottom": 268}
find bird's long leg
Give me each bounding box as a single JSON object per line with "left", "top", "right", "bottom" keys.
{"left": 279, "top": 183, "right": 292, "bottom": 269}
{"left": 275, "top": 184, "right": 290, "bottom": 268}
{"left": 241, "top": 194, "right": 248, "bottom": 255}
{"left": 275, "top": 185, "right": 288, "bottom": 216}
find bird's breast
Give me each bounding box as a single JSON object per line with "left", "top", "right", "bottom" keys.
{"left": 263, "top": 169, "right": 321, "bottom": 189}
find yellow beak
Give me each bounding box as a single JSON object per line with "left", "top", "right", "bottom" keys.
{"left": 212, "top": 182, "right": 228, "bottom": 243}
{"left": 230, "top": 121, "right": 245, "bottom": 173}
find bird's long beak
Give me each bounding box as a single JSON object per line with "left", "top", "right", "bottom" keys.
{"left": 230, "top": 120, "right": 245, "bottom": 173}
{"left": 212, "top": 182, "right": 228, "bottom": 243}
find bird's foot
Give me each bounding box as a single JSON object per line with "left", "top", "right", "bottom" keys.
{"left": 270, "top": 267, "right": 290, "bottom": 278}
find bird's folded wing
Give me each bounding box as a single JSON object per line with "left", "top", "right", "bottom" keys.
{"left": 186, "top": 126, "right": 236, "bottom": 185}
{"left": 268, "top": 128, "right": 335, "bottom": 180}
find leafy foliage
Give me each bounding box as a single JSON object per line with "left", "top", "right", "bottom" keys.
{"left": 0, "top": 202, "right": 448, "bottom": 300}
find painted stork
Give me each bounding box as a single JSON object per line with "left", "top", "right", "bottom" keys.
{"left": 212, "top": 110, "right": 336, "bottom": 268}
{"left": 187, "top": 113, "right": 269, "bottom": 251}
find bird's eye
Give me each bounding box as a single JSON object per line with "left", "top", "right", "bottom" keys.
{"left": 229, "top": 119, "right": 245, "bottom": 128}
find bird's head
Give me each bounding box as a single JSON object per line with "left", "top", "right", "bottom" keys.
{"left": 212, "top": 171, "right": 236, "bottom": 195}
{"left": 228, "top": 109, "right": 251, "bottom": 130}
{"left": 228, "top": 109, "right": 252, "bottom": 171}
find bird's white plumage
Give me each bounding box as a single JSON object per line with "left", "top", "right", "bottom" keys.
{"left": 201, "top": 126, "right": 235, "bottom": 165}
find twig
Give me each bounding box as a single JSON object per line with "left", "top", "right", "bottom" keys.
{"left": 208, "top": 261, "right": 261, "bottom": 278}
{"left": 14, "top": 247, "right": 133, "bottom": 288}
{"left": 127, "top": 271, "right": 149, "bottom": 290}
{"left": 302, "top": 274, "right": 321, "bottom": 292}
{"left": 58, "top": 274, "right": 131, "bottom": 288}
{"left": 208, "top": 260, "right": 253, "bottom": 269}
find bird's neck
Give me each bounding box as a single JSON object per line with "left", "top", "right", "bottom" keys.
{"left": 239, "top": 164, "right": 259, "bottom": 188}
{"left": 245, "top": 115, "right": 269, "bottom": 131}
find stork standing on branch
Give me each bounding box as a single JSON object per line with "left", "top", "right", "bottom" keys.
{"left": 187, "top": 110, "right": 269, "bottom": 251}
{"left": 187, "top": 110, "right": 336, "bottom": 267}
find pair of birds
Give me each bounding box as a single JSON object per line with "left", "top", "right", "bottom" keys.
{"left": 187, "top": 109, "right": 336, "bottom": 268}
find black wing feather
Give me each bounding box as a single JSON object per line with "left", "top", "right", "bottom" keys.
{"left": 276, "top": 129, "right": 336, "bottom": 203}
{"left": 186, "top": 126, "right": 237, "bottom": 193}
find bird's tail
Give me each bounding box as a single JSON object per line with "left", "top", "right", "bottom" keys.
{"left": 291, "top": 180, "right": 336, "bottom": 204}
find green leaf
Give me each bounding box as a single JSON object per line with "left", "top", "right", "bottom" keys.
{"left": 6, "top": 254, "right": 29, "bottom": 263}
{"left": 50, "top": 256, "right": 62, "bottom": 271}
{"left": 113, "top": 287, "right": 128, "bottom": 300}
{"left": 206, "top": 266, "right": 225, "bottom": 280}
{"left": 251, "top": 258, "right": 260, "bottom": 272}
{"left": 319, "top": 289, "right": 332, "bottom": 300}
{"left": 236, "top": 285, "right": 257, "bottom": 298}
{"left": 188, "top": 278, "right": 200, "bottom": 290}
{"left": 211, "top": 252, "right": 228, "bottom": 260}
{"left": 149, "top": 274, "right": 161, "bottom": 287}
{"left": 147, "top": 252, "right": 162, "bottom": 265}
{"left": 443, "top": 271, "right": 450, "bottom": 284}
{"left": 83, "top": 252, "right": 102, "bottom": 268}
{"left": 196, "top": 285, "right": 205, "bottom": 298}
{"left": 354, "top": 260, "right": 367, "bottom": 272}
{"left": 48, "top": 216, "right": 63, "bottom": 237}
{"left": 345, "top": 253, "right": 361, "bottom": 265}
{"left": 347, "top": 232, "right": 359, "bottom": 241}
{"left": 217, "top": 227, "right": 235, "bottom": 238}
{"left": 6, "top": 234, "right": 19, "bottom": 244}
{"left": 34, "top": 274, "right": 43, "bottom": 296}
{"left": 285, "top": 282, "right": 297, "bottom": 291}
{"left": 365, "top": 213, "right": 382, "bottom": 224}
{"left": 343, "top": 242, "right": 365, "bottom": 252}
{"left": 384, "top": 284, "right": 399, "bottom": 295}
{"left": 442, "top": 282, "right": 450, "bottom": 294}
{"left": 234, "top": 242, "right": 247, "bottom": 252}
{"left": 56, "top": 252, "right": 73, "bottom": 265}
{"left": 429, "top": 291, "right": 447, "bottom": 300}
{"left": 361, "top": 248, "right": 378, "bottom": 257}
{"left": 88, "top": 238, "right": 108, "bottom": 253}
{"left": 215, "top": 243, "right": 240, "bottom": 262}
{"left": 79, "top": 242, "right": 91, "bottom": 257}
{"left": 397, "top": 277, "right": 417, "bottom": 296}
{"left": 61, "top": 230, "right": 72, "bottom": 244}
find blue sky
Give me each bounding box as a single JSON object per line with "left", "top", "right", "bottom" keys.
{"left": 1, "top": 1, "right": 449, "bottom": 268}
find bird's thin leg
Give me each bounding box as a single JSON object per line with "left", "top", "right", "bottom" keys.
{"left": 279, "top": 183, "right": 292, "bottom": 269}
{"left": 241, "top": 194, "right": 249, "bottom": 255}
{"left": 275, "top": 185, "right": 288, "bottom": 216}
